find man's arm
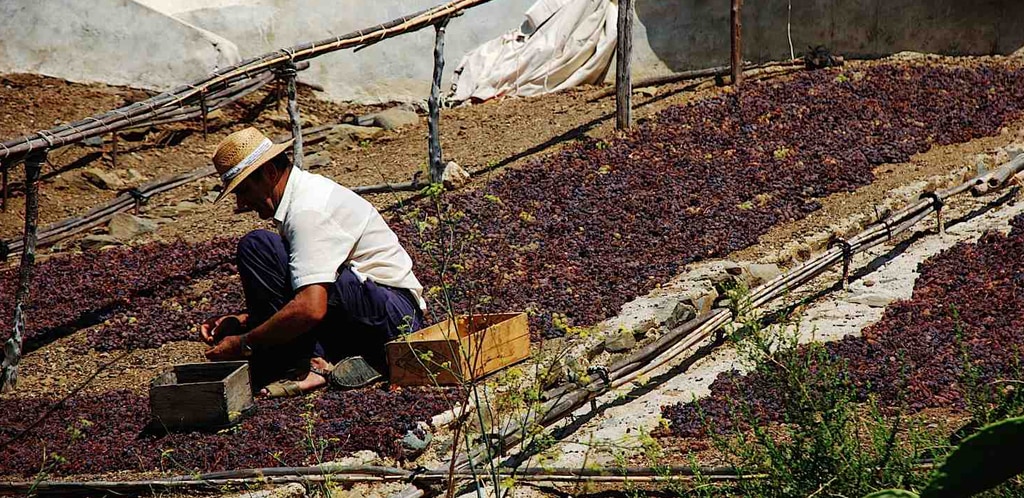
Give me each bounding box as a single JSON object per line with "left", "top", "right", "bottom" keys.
{"left": 205, "top": 283, "right": 329, "bottom": 360}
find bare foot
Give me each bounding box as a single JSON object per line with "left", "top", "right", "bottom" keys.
{"left": 258, "top": 357, "right": 330, "bottom": 397}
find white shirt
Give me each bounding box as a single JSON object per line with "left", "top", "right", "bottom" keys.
{"left": 273, "top": 167, "right": 426, "bottom": 310}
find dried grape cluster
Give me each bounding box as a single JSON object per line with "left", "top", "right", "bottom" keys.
{"left": 85, "top": 272, "right": 244, "bottom": 351}
{"left": 0, "top": 386, "right": 458, "bottom": 477}
{"left": 662, "top": 214, "right": 1024, "bottom": 438}
{"left": 0, "top": 239, "right": 237, "bottom": 349}
{"left": 394, "top": 62, "right": 1024, "bottom": 337}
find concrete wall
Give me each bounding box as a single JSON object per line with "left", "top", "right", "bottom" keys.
{"left": 630, "top": 0, "right": 1024, "bottom": 77}
{"left": 0, "top": 0, "right": 241, "bottom": 91}
{"left": 1, "top": 0, "right": 1022, "bottom": 103}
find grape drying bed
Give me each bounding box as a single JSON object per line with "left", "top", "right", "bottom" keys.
{"left": 1, "top": 60, "right": 1024, "bottom": 478}
{"left": 662, "top": 214, "right": 1024, "bottom": 438}
{"left": 0, "top": 387, "right": 457, "bottom": 477}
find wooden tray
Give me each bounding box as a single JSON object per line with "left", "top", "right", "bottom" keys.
{"left": 149, "top": 361, "right": 254, "bottom": 431}
{"left": 386, "top": 313, "right": 530, "bottom": 386}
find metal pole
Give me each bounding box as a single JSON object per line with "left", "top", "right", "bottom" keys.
{"left": 428, "top": 19, "right": 449, "bottom": 184}
{"left": 615, "top": 0, "right": 634, "bottom": 130}
{"left": 1, "top": 150, "right": 45, "bottom": 392}
{"left": 283, "top": 62, "right": 304, "bottom": 170}
{"left": 730, "top": 0, "right": 743, "bottom": 86}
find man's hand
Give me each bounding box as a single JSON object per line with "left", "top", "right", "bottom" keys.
{"left": 205, "top": 334, "right": 249, "bottom": 361}
{"left": 199, "top": 313, "right": 247, "bottom": 345}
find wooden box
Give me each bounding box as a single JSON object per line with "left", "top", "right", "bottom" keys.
{"left": 149, "top": 361, "right": 254, "bottom": 431}
{"left": 386, "top": 313, "right": 530, "bottom": 386}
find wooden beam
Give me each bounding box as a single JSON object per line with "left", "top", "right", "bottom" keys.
{"left": 1, "top": 150, "right": 45, "bottom": 392}
{"left": 428, "top": 19, "right": 449, "bottom": 184}
{"left": 615, "top": 0, "right": 634, "bottom": 130}
{"left": 731, "top": 0, "right": 743, "bottom": 86}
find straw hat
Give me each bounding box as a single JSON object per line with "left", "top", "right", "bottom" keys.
{"left": 212, "top": 127, "right": 293, "bottom": 203}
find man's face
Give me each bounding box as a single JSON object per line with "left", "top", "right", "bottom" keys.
{"left": 233, "top": 168, "right": 276, "bottom": 220}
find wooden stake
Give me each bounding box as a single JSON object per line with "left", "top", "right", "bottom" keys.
{"left": 1, "top": 150, "right": 45, "bottom": 392}
{"left": 1, "top": 162, "right": 7, "bottom": 212}
{"left": 615, "top": 0, "right": 634, "bottom": 130}
{"left": 730, "top": 0, "right": 743, "bottom": 86}
{"left": 283, "top": 62, "right": 304, "bottom": 170}
{"left": 428, "top": 19, "right": 449, "bottom": 184}
{"left": 111, "top": 132, "right": 119, "bottom": 169}
{"left": 200, "top": 91, "right": 209, "bottom": 140}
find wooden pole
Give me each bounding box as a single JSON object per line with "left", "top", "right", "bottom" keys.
{"left": 730, "top": 0, "right": 743, "bottom": 86}
{"left": 428, "top": 19, "right": 449, "bottom": 184}
{"left": 615, "top": 0, "right": 634, "bottom": 130}
{"left": 1, "top": 150, "right": 45, "bottom": 392}
{"left": 283, "top": 62, "right": 304, "bottom": 170}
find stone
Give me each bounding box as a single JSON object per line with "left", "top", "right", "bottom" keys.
{"left": 108, "top": 213, "right": 158, "bottom": 241}
{"left": 603, "top": 328, "right": 636, "bottom": 353}
{"left": 1006, "top": 143, "right": 1024, "bottom": 161}
{"left": 82, "top": 136, "right": 104, "bottom": 146}
{"left": 370, "top": 108, "right": 419, "bottom": 130}
{"left": 268, "top": 110, "right": 321, "bottom": 129}
{"left": 666, "top": 301, "right": 697, "bottom": 328}
{"left": 204, "top": 108, "right": 229, "bottom": 127}
{"left": 744, "top": 263, "right": 781, "bottom": 286}
{"left": 690, "top": 260, "right": 743, "bottom": 285}
{"left": 324, "top": 124, "right": 384, "bottom": 151}
{"left": 147, "top": 201, "right": 201, "bottom": 218}
{"left": 327, "top": 123, "right": 384, "bottom": 143}
{"left": 681, "top": 288, "right": 719, "bottom": 315}
{"left": 267, "top": 483, "right": 307, "bottom": 498}
{"left": 81, "top": 168, "right": 125, "bottom": 190}
{"left": 202, "top": 190, "right": 221, "bottom": 204}
{"left": 325, "top": 449, "right": 379, "bottom": 467}
{"left": 124, "top": 169, "right": 147, "bottom": 183}
{"left": 456, "top": 486, "right": 504, "bottom": 498}
{"left": 401, "top": 421, "right": 432, "bottom": 456}
{"left": 303, "top": 150, "right": 333, "bottom": 170}
{"left": 848, "top": 290, "right": 898, "bottom": 308}
{"left": 441, "top": 160, "right": 470, "bottom": 189}
{"left": 80, "top": 234, "right": 122, "bottom": 251}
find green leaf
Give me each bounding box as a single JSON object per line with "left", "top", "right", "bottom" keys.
{"left": 864, "top": 490, "right": 919, "bottom": 498}
{"left": 922, "top": 416, "right": 1024, "bottom": 498}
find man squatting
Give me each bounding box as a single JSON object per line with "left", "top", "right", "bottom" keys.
{"left": 199, "top": 127, "right": 425, "bottom": 397}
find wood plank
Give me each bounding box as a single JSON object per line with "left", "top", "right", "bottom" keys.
{"left": 222, "top": 363, "right": 254, "bottom": 418}
{"left": 150, "top": 381, "right": 227, "bottom": 429}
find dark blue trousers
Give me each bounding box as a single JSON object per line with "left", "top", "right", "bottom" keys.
{"left": 236, "top": 229, "right": 423, "bottom": 388}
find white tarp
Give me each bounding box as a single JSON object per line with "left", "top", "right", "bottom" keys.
{"left": 450, "top": 0, "right": 618, "bottom": 103}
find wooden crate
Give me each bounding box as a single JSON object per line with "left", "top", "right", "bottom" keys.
{"left": 386, "top": 313, "right": 530, "bottom": 386}
{"left": 149, "top": 361, "right": 254, "bottom": 431}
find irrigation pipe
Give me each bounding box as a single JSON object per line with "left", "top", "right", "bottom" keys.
{"left": 447, "top": 154, "right": 1024, "bottom": 473}
{"left": 587, "top": 59, "right": 819, "bottom": 101}
{"left": 0, "top": 465, "right": 779, "bottom": 496}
